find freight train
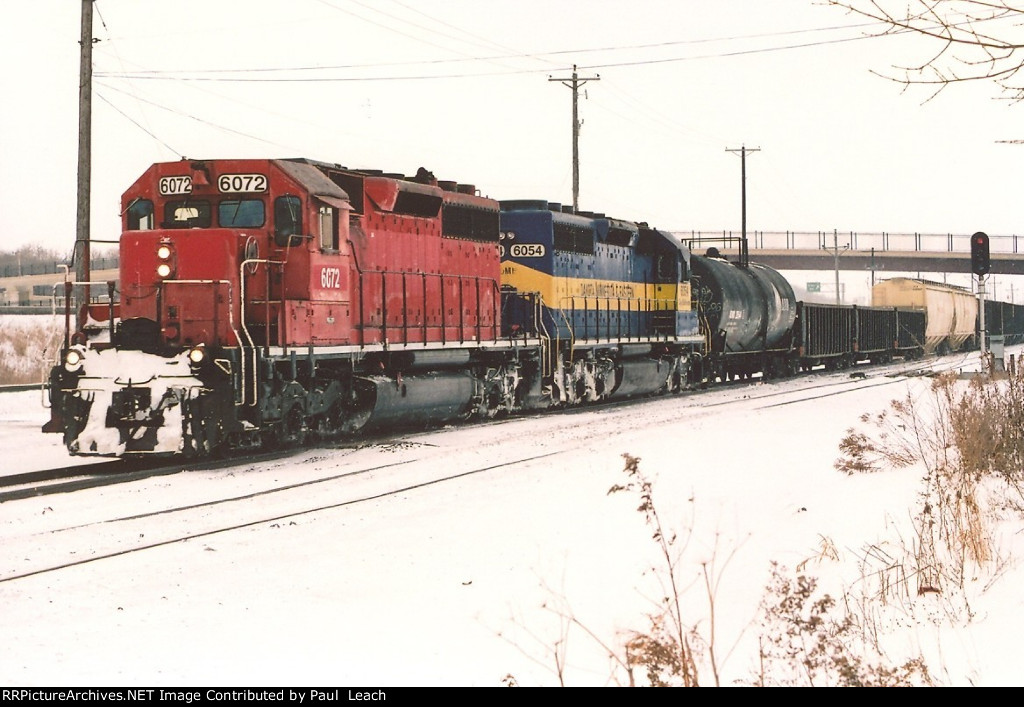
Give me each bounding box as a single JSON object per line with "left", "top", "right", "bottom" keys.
{"left": 40, "top": 157, "right": 1018, "bottom": 458}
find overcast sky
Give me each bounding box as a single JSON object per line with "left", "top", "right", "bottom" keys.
{"left": 3, "top": 0, "right": 1023, "bottom": 256}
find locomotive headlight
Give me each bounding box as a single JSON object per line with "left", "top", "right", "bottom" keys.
{"left": 187, "top": 344, "right": 207, "bottom": 367}
{"left": 63, "top": 347, "right": 85, "bottom": 373}
{"left": 156, "top": 243, "right": 175, "bottom": 278}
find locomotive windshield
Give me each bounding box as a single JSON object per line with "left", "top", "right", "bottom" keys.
{"left": 219, "top": 199, "right": 266, "bottom": 228}
{"left": 160, "top": 199, "right": 266, "bottom": 229}
{"left": 163, "top": 200, "right": 212, "bottom": 228}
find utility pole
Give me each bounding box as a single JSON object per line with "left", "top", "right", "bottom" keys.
{"left": 821, "top": 229, "right": 849, "bottom": 305}
{"left": 726, "top": 145, "right": 759, "bottom": 266}
{"left": 76, "top": 0, "right": 95, "bottom": 317}
{"left": 549, "top": 65, "right": 599, "bottom": 213}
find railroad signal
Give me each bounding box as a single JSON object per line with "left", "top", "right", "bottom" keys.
{"left": 971, "top": 231, "right": 990, "bottom": 276}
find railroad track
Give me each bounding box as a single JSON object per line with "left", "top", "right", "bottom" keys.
{"left": 0, "top": 356, "right": 975, "bottom": 586}
{"left": 0, "top": 349, "right": 989, "bottom": 584}
{"left": 0, "top": 350, "right": 976, "bottom": 504}
{"left": 0, "top": 383, "right": 47, "bottom": 394}
{"left": 0, "top": 448, "right": 317, "bottom": 503}
{"left": 0, "top": 459, "right": 158, "bottom": 502}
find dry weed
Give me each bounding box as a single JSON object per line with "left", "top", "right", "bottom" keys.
{"left": 0, "top": 316, "right": 63, "bottom": 385}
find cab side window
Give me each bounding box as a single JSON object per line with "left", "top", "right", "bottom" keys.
{"left": 274, "top": 195, "right": 303, "bottom": 247}
{"left": 319, "top": 206, "right": 338, "bottom": 251}
{"left": 127, "top": 199, "right": 154, "bottom": 230}
{"left": 657, "top": 254, "right": 678, "bottom": 280}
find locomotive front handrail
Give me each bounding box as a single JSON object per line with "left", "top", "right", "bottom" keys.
{"left": 240, "top": 259, "right": 284, "bottom": 407}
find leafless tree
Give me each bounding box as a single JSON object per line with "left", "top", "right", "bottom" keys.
{"left": 826, "top": 1, "right": 1024, "bottom": 102}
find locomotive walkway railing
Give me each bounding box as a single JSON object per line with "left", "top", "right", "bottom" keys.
{"left": 559, "top": 296, "right": 680, "bottom": 342}
{"left": 356, "top": 269, "right": 502, "bottom": 346}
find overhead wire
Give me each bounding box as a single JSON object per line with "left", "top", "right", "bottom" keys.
{"left": 95, "top": 18, "right": 898, "bottom": 82}
{"left": 92, "top": 1, "right": 1014, "bottom": 185}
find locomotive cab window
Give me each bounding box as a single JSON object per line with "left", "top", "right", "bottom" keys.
{"left": 163, "top": 200, "right": 211, "bottom": 228}
{"left": 274, "top": 195, "right": 303, "bottom": 247}
{"left": 219, "top": 199, "right": 266, "bottom": 228}
{"left": 127, "top": 199, "right": 154, "bottom": 230}
{"left": 657, "top": 254, "right": 678, "bottom": 280}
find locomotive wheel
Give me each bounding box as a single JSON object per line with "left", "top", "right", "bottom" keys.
{"left": 282, "top": 404, "right": 308, "bottom": 447}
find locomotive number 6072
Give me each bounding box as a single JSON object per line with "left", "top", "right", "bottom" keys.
{"left": 320, "top": 266, "right": 342, "bottom": 289}
{"left": 158, "top": 176, "right": 192, "bottom": 195}
{"left": 218, "top": 173, "right": 268, "bottom": 193}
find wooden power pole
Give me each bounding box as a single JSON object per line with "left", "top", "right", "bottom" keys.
{"left": 726, "top": 145, "right": 759, "bottom": 267}
{"left": 549, "top": 65, "right": 599, "bottom": 213}
{"left": 76, "top": 0, "right": 94, "bottom": 315}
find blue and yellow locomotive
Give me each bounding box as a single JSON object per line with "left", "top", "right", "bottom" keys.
{"left": 497, "top": 200, "right": 703, "bottom": 407}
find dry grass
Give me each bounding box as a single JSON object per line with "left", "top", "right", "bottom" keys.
{"left": 516, "top": 368, "right": 1024, "bottom": 686}
{"left": 519, "top": 454, "right": 932, "bottom": 687}
{"left": 837, "top": 370, "right": 1024, "bottom": 597}
{"left": 0, "top": 315, "right": 63, "bottom": 385}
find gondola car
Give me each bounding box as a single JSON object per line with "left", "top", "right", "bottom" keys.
{"left": 792, "top": 302, "right": 925, "bottom": 370}
{"left": 983, "top": 298, "right": 1024, "bottom": 346}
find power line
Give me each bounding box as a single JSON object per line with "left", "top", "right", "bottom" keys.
{"left": 92, "top": 21, "right": 902, "bottom": 84}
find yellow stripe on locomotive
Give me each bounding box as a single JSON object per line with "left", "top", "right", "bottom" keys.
{"left": 497, "top": 198, "right": 700, "bottom": 342}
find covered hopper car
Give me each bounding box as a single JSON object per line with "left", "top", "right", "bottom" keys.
{"left": 871, "top": 278, "right": 977, "bottom": 354}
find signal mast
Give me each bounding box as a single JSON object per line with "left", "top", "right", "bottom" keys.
{"left": 971, "top": 231, "right": 991, "bottom": 357}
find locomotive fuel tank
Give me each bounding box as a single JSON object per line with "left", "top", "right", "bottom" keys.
{"left": 690, "top": 252, "right": 797, "bottom": 353}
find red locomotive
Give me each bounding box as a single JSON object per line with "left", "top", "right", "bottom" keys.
{"left": 118, "top": 158, "right": 501, "bottom": 349}
{"left": 45, "top": 158, "right": 523, "bottom": 455}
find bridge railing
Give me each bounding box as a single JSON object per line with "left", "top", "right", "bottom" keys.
{"left": 674, "top": 230, "right": 1024, "bottom": 255}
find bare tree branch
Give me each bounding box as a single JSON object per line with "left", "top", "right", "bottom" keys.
{"left": 825, "top": 0, "right": 1024, "bottom": 101}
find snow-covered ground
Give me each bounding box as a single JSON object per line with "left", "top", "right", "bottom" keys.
{"left": 1, "top": 350, "right": 1022, "bottom": 687}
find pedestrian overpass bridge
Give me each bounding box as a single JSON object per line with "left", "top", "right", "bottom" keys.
{"left": 673, "top": 230, "right": 1024, "bottom": 275}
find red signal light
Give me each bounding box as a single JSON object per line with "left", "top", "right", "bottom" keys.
{"left": 971, "top": 231, "right": 990, "bottom": 276}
